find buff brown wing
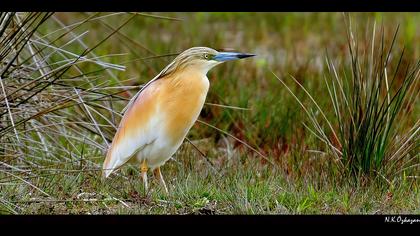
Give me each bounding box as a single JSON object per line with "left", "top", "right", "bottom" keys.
{"left": 102, "top": 81, "right": 163, "bottom": 177}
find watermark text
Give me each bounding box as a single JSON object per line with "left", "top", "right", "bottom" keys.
{"left": 384, "top": 216, "right": 420, "bottom": 224}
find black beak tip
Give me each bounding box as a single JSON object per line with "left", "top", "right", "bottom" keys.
{"left": 238, "top": 53, "right": 256, "bottom": 59}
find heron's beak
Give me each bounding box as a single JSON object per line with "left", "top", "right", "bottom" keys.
{"left": 213, "top": 52, "right": 256, "bottom": 62}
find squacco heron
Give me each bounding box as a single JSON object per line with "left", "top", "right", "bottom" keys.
{"left": 102, "top": 47, "right": 255, "bottom": 194}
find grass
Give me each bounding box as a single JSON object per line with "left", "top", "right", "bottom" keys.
{"left": 275, "top": 16, "right": 419, "bottom": 182}
{"left": 0, "top": 12, "right": 419, "bottom": 214}
{"left": 2, "top": 148, "right": 419, "bottom": 214}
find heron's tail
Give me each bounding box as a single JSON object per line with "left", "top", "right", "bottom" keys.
{"left": 102, "top": 148, "right": 115, "bottom": 178}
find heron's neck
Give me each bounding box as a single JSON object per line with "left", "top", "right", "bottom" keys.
{"left": 175, "top": 62, "right": 218, "bottom": 77}
{"left": 168, "top": 67, "right": 210, "bottom": 91}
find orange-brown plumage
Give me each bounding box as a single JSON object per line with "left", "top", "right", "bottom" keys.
{"left": 103, "top": 79, "right": 160, "bottom": 170}
{"left": 103, "top": 67, "right": 209, "bottom": 177}
{"left": 102, "top": 46, "right": 255, "bottom": 193}
{"left": 162, "top": 68, "right": 209, "bottom": 145}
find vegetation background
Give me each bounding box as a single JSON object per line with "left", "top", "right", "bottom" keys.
{"left": 0, "top": 12, "right": 418, "bottom": 214}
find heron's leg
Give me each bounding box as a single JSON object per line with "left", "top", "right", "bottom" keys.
{"left": 140, "top": 159, "right": 148, "bottom": 193}
{"left": 153, "top": 167, "right": 169, "bottom": 194}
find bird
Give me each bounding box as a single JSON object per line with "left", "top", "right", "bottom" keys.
{"left": 102, "top": 47, "right": 255, "bottom": 194}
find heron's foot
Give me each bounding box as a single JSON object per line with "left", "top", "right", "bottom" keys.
{"left": 140, "top": 160, "right": 148, "bottom": 194}
{"left": 154, "top": 167, "right": 169, "bottom": 195}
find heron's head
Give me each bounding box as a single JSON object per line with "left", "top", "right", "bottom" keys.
{"left": 170, "top": 47, "right": 255, "bottom": 74}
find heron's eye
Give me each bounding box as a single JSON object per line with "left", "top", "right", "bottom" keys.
{"left": 204, "top": 53, "right": 209, "bottom": 60}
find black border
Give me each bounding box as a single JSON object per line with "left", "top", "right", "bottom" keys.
{"left": 1, "top": 215, "right": 418, "bottom": 226}
{"left": 1, "top": 215, "right": 415, "bottom": 234}
{"left": 2, "top": 0, "right": 420, "bottom": 11}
